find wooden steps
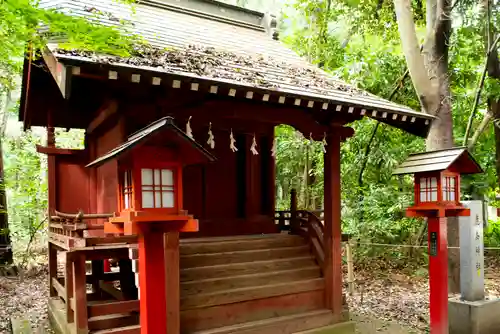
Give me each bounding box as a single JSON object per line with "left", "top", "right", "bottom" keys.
{"left": 191, "top": 309, "right": 336, "bottom": 334}
{"left": 180, "top": 233, "right": 344, "bottom": 333}
{"left": 181, "top": 278, "right": 324, "bottom": 309}
{"left": 180, "top": 234, "right": 306, "bottom": 255}
{"left": 180, "top": 245, "right": 310, "bottom": 268}
{"left": 88, "top": 313, "right": 138, "bottom": 331}
{"left": 181, "top": 266, "right": 321, "bottom": 295}
{"left": 181, "top": 255, "right": 316, "bottom": 281}
{"left": 91, "top": 324, "right": 140, "bottom": 334}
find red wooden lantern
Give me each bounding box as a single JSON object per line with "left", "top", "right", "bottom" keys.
{"left": 87, "top": 116, "right": 215, "bottom": 224}
{"left": 87, "top": 117, "right": 215, "bottom": 334}
{"left": 117, "top": 152, "right": 182, "bottom": 214}
{"left": 394, "top": 147, "right": 482, "bottom": 334}
{"left": 395, "top": 148, "right": 482, "bottom": 217}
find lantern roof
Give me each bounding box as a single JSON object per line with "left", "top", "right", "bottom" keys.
{"left": 86, "top": 117, "right": 216, "bottom": 168}
{"left": 392, "top": 147, "right": 483, "bottom": 175}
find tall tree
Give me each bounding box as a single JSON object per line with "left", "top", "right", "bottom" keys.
{"left": 392, "top": 0, "right": 459, "bottom": 291}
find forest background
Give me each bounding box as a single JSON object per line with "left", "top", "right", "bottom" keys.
{"left": 1, "top": 0, "right": 500, "bottom": 272}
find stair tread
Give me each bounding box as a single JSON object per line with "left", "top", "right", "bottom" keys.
{"left": 192, "top": 309, "right": 333, "bottom": 334}
{"left": 181, "top": 234, "right": 299, "bottom": 244}
{"left": 181, "top": 255, "right": 313, "bottom": 272}
{"left": 181, "top": 266, "right": 320, "bottom": 286}
{"left": 180, "top": 235, "right": 307, "bottom": 255}
{"left": 181, "top": 245, "right": 309, "bottom": 258}
{"left": 182, "top": 277, "right": 324, "bottom": 300}
{"left": 91, "top": 324, "right": 140, "bottom": 334}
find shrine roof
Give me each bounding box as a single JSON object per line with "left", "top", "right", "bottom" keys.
{"left": 86, "top": 116, "right": 216, "bottom": 168}
{"left": 32, "top": 0, "right": 434, "bottom": 137}
{"left": 393, "top": 147, "right": 483, "bottom": 175}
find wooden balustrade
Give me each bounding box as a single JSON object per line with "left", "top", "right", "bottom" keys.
{"left": 298, "top": 211, "right": 325, "bottom": 269}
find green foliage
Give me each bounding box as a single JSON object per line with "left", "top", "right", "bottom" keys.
{"left": 4, "top": 130, "right": 47, "bottom": 244}
{"left": 0, "top": 0, "right": 138, "bottom": 260}
{"left": 275, "top": 0, "right": 500, "bottom": 253}
{"left": 0, "top": 0, "right": 140, "bottom": 88}
{"left": 484, "top": 219, "right": 500, "bottom": 247}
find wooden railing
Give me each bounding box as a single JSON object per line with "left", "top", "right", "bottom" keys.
{"left": 297, "top": 210, "right": 325, "bottom": 269}
{"left": 274, "top": 209, "right": 324, "bottom": 231}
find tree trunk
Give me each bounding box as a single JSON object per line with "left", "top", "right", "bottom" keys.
{"left": 394, "top": 0, "right": 458, "bottom": 293}
{"left": 0, "top": 91, "right": 12, "bottom": 265}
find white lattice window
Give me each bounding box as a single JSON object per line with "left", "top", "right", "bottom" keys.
{"left": 123, "top": 170, "right": 133, "bottom": 209}
{"left": 419, "top": 177, "right": 438, "bottom": 202}
{"left": 442, "top": 176, "right": 457, "bottom": 202}
{"left": 141, "top": 168, "right": 175, "bottom": 209}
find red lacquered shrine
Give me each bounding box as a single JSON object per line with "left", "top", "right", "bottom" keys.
{"left": 19, "top": 0, "right": 435, "bottom": 333}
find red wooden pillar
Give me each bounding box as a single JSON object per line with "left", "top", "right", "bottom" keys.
{"left": 73, "top": 253, "right": 88, "bottom": 334}
{"left": 48, "top": 243, "right": 57, "bottom": 297}
{"left": 46, "top": 125, "right": 56, "bottom": 214}
{"left": 138, "top": 230, "right": 168, "bottom": 334}
{"left": 428, "top": 217, "right": 449, "bottom": 333}
{"left": 323, "top": 130, "right": 343, "bottom": 319}
{"left": 65, "top": 253, "right": 74, "bottom": 323}
{"left": 165, "top": 232, "right": 180, "bottom": 334}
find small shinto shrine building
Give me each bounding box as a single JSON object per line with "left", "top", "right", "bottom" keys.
{"left": 19, "top": 0, "right": 434, "bottom": 333}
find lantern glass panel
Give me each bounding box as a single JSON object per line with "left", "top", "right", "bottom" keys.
{"left": 141, "top": 168, "right": 175, "bottom": 209}
{"left": 142, "top": 191, "right": 155, "bottom": 208}
{"left": 419, "top": 177, "right": 438, "bottom": 202}
{"left": 142, "top": 169, "right": 153, "bottom": 185}
{"left": 123, "top": 170, "right": 133, "bottom": 209}
{"left": 441, "top": 176, "right": 457, "bottom": 201}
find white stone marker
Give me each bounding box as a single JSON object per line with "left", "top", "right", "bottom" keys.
{"left": 459, "top": 200, "right": 485, "bottom": 301}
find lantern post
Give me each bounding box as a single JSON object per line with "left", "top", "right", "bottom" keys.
{"left": 393, "top": 148, "right": 482, "bottom": 334}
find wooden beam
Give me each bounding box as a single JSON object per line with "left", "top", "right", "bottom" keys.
{"left": 85, "top": 271, "right": 122, "bottom": 283}
{"left": 87, "top": 100, "right": 119, "bottom": 135}
{"left": 65, "top": 252, "right": 74, "bottom": 323}
{"left": 91, "top": 260, "right": 104, "bottom": 295}
{"left": 165, "top": 232, "right": 180, "bottom": 334}
{"left": 73, "top": 253, "right": 88, "bottom": 334}
{"left": 88, "top": 314, "right": 138, "bottom": 331}
{"left": 52, "top": 277, "right": 65, "bottom": 300}
{"left": 49, "top": 243, "right": 58, "bottom": 298}
{"left": 85, "top": 235, "right": 137, "bottom": 246}
{"left": 323, "top": 127, "right": 343, "bottom": 320}
{"left": 36, "top": 145, "right": 85, "bottom": 156}
{"left": 99, "top": 281, "right": 125, "bottom": 301}
{"left": 42, "top": 48, "right": 71, "bottom": 99}
{"left": 88, "top": 300, "right": 140, "bottom": 318}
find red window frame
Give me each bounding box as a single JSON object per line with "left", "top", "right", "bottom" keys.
{"left": 419, "top": 176, "right": 438, "bottom": 203}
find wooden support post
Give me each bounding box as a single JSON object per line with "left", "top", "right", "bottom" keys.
{"left": 91, "top": 260, "right": 104, "bottom": 296}
{"left": 165, "top": 232, "right": 180, "bottom": 334}
{"left": 46, "top": 124, "right": 56, "bottom": 214}
{"left": 428, "top": 217, "right": 449, "bottom": 334}
{"left": 138, "top": 231, "right": 167, "bottom": 334}
{"left": 48, "top": 242, "right": 58, "bottom": 297}
{"left": 65, "top": 252, "right": 74, "bottom": 323}
{"left": 345, "top": 241, "right": 355, "bottom": 295}
{"left": 323, "top": 130, "right": 343, "bottom": 319}
{"left": 290, "top": 189, "right": 298, "bottom": 234}
{"left": 73, "top": 253, "right": 88, "bottom": 334}
{"left": 119, "top": 259, "right": 137, "bottom": 300}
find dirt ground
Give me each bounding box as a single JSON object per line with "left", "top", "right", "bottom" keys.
{"left": 2, "top": 255, "right": 500, "bottom": 333}
{"left": 353, "top": 314, "right": 418, "bottom": 333}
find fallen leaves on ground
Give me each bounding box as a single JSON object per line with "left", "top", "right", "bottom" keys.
{"left": 345, "top": 255, "right": 500, "bottom": 333}
{"left": 0, "top": 265, "right": 51, "bottom": 333}
{"left": 2, "top": 255, "right": 500, "bottom": 333}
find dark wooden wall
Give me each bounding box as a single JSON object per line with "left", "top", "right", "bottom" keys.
{"left": 50, "top": 100, "right": 277, "bottom": 237}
